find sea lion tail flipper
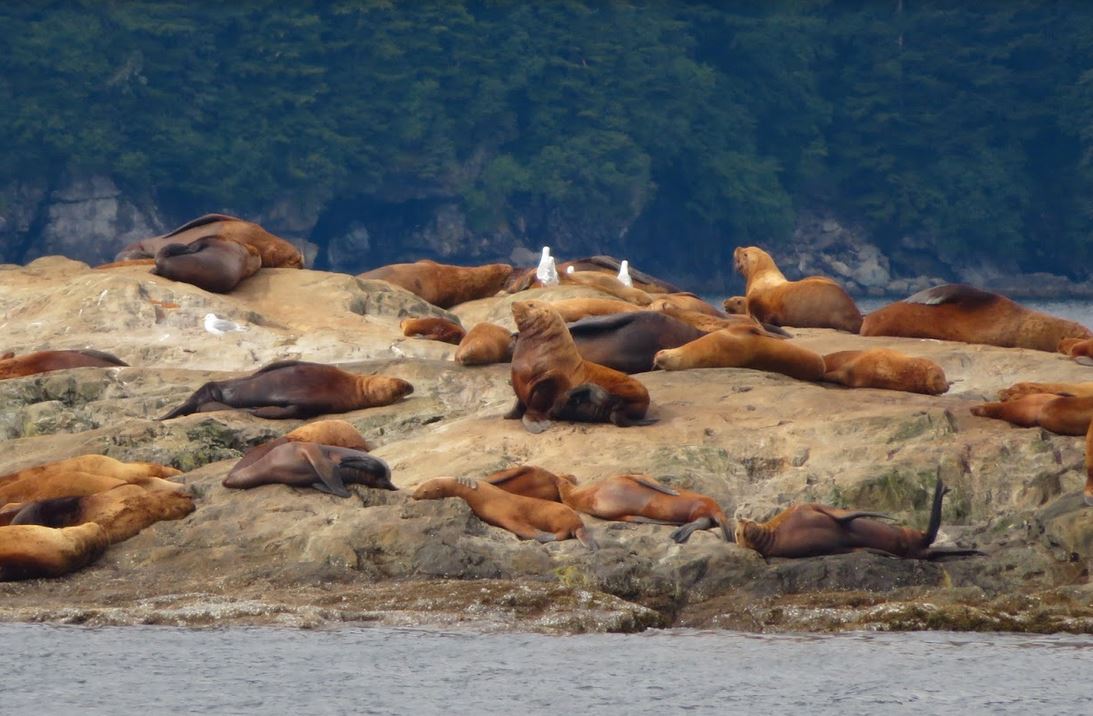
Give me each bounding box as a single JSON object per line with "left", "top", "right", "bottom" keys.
{"left": 521, "top": 414, "right": 552, "bottom": 434}
{"left": 669, "top": 517, "right": 715, "bottom": 544}
{"left": 1074, "top": 356, "right": 1093, "bottom": 367}
{"left": 614, "top": 414, "right": 657, "bottom": 428}
{"left": 503, "top": 399, "right": 526, "bottom": 420}
{"left": 575, "top": 526, "right": 598, "bottom": 550}
{"left": 760, "top": 322, "right": 793, "bottom": 338}
{"left": 812, "top": 506, "right": 894, "bottom": 524}
{"left": 923, "top": 476, "right": 948, "bottom": 547}
{"left": 925, "top": 546, "right": 986, "bottom": 560}
{"left": 158, "top": 382, "right": 223, "bottom": 420}
{"left": 300, "top": 444, "right": 352, "bottom": 498}
{"left": 626, "top": 474, "right": 679, "bottom": 496}
{"left": 532, "top": 531, "right": 558, "bottom": 543}
{"left": 719, "top": 517, "right": 734, "bottom": 543}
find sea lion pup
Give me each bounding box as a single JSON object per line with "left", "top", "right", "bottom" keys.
{"left": 734, "top": 246, "right": 863, "bottom": 332}
{"left": 556, "top": 473, "right": 728, "bottom": 543}
{"left": 9, "top": 484, "right": 195, "bottom": 544}
{"left": 542, "top": 297, "right": 642, "bottom": 322}
{"left": 0, "top": 349, "right": 127, "bottom": 380}
{"left": 567, "top": 311, "right": 705, "bottom": 374}
{"left": 359, "top": 260, "right": 513, "bottom": 308}
{"left": 998, "top": 381, "right": 1093, "bottom": 401}
{"left": 822, "top": 348, "right": 949, "bottom": 395}
{"left": 1058, "top": 337, "right": 1093, "bottom": 366}
{"left": 722, "top": 296, "right": 748, "bottom": 315}
{"left": 970, "top": 394, "right": 1093, "bottom": 435}
{"left": 482, "top": 465, "right": 579, "bottom": 502}
{"left": 229, "top": 419, "right": 372, "bottom": 474}
{"left": 151, "top": 235, "right": 262, "bottom": 293}
{"left": 223, "top": 442, "right": 394, "bottom": 497}
{"left": 411, "top": 476, "right": 596, "bottom": 548}
{"left": 158, "top": 359, "right": 413, "bottom": 420}
{"left": 652, "top": 324, "right": 826, "bottom": 381}
{"left": 648, "top": 298, "right": 791, "bottom": 337}
{"left": 115, "top": 213, "right": 303, "bottom": 268}
{"left": 400, "top": 316, "right": 466, "bottom": 345}
{"left": 454, "top": 323, "right": 516, "bottom": 365}
{"left": 861, "top": 284, "right": 1092, "bottom": 351}
{"left": 0, "top": 523, "right": 110, "bottom": 581}
{"left": 507, "top": 300, "right": 653, "bottom": 433}
{"left": 559, "top": 271, "right": 653, "bottom": 305}
{"left": 735, "top": 478, "right": 980, "bottom": 559}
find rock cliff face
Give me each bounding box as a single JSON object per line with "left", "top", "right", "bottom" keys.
{"left": 0, "top": 258, "right": 1090, "bottom": 633}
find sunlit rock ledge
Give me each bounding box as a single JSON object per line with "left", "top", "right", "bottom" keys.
{"left": 0, "top": 256, "right": 1090, "bottom": 634}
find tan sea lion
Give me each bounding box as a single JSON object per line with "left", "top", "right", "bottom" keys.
{"left": 998, "top": 382, "right": 1093, "bottom": 401}
{"left": 0, "top": 470, "right": 183, "bottom": 505}
{"left": 115, "top": 213, "right": 303, "bottom": 268}
{"left": 1058, "top": 337, "right": 1093, "bottom": 366}
{"left": 822, "top": 348, "right": 949, "bottom": 395}
{"left": 652, "top": 324, "right": 826, "bottom": 381}
{"left": 648, "top": 299, "right": 790, "bottom": 336}
{"left": 557, "top": 473, "right": 729, "bottom": 543}
{"left": 229, "top": 419, "right": 372, "bottom": 474}
{"left": 557, "top": 256, "right": 686, "bottom": 293}
{"left": 411, "top": 476, "right": 596, "bottom": 548}
{"left": 159, "top": 359, "right": 413, "bottom": 420}
{"left": 0, "top": 523, "right": 110, "bottom": 580}
{"left": 223, "top": 442, "right": 394, "bottom": 497}
{"left": 151, "top": 235, "right": 262, "bottom": 293}
{"left": 400, "top": 316, "right": 466, "bottom": 344}
{"left": 508, "top": 300, "right": 653, "bottom": 433}
{"left": 735, "top": 478, "right": 980, "bottom": 559}
{"left": 560, "top": 271, "right": 653, "bottom": 305}
{"left": 568, "top": 311, "right": 705, "bottom": 374}
{"left": 0, "top": 349, "right": 127, "bottom": 380}
{"left": 359, "top": 260, "right": 513, "bottom": 308}
{"left": 653, "top": 293, "right": 727, "bottom": 317}
{"left": 542, "top": 297, "right": 642, "bottom": 322}
{"left": 482, "top": 465, "right": 578, "bottom": 502}
{"left": 970, "top": 394, "right": 1093, "bottom": 435}
{"left": 722, "top": 296, "right": 748, "bottom": 314}
{"left": 734, "top": 246, "right": 863, "bottom": 332}
{"left": 454, "top": 323, "right": 516, "bottom": 365}
{"left": 0, "top": 455, "right": 182, "bottom": 485}
{"left": 861, "top": 284, "right": 1092, "bottom": 351}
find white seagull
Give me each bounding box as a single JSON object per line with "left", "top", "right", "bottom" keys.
{"left": 536, "top": 246, "right": 559, "bottom": 286}
{"left": 203, "top": 313, "right": 246, "bottom": 335}
{"left": 617, "top": 259, "right": 632, "bottom": 287}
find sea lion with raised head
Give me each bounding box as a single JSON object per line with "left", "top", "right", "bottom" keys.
{"left": 822, "top": 348, "right": 949, "bottom": 395}
{"left": 151, "top": 235, "right": 262, "bottom": 293}
{"left": 401, "top": 316, "right": 466, "bottom": 344}
{"left": 159, "top": 359, "right": 413, "bottom": 420}
{"left": 652, "top": 324, "right": 826, "bottom": 381}
{"left": 567, "top": 311, "right": 705, "bottom": 374}
{"left": 360, "top": 260, "right": 513, "bottom": 308}
{"left": 411, "top": 476, "right": 596, "bottom": 548}
{"left": 223, "top": 442, "right": 394, "bottom": 497}
{"left": 0, "top": 523, "right": 110, "bottom": 581}
{"left": 116, "top": 213, "right": 303, "bottom": 268}
{"left": 0, "top": 349, "right": 127, "bottom": 381}
{"left": 482, "top": 465, "right": 578, "bottom": 502}
{"left": 454, "top": 323, "right": 516, "bottom": 365}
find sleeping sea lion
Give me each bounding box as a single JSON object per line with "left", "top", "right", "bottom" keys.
{"left": 539, "top": 297, "right": 642, "bottom": 323}
{"left": 0, "top": 455, "right": 181, "bottom": 485}
{"left": 822, "top": 348, "right": 949, "bottom": 395}
{"left": 648, "top": 299, "right": 791, "bottom": 336}
{"left": 359, "top": 260, "right": 513, "bottom": 308}
{"left": 1058, "top": 337, "right": 1093, "bottom": 366}
{"left": 481, "top": 465, "right": 578, "bottom": 502}
{"left": 229, "top": 419, "right": 372, "bottom": 474}
{"left": 116, "top": 213, "right": 303, "bottom": 268}
{"left": 652, "top": 324, "right": 826, "bottom": 381}
{"left": 998, "top": 381, "right": 1093, "bottom": 401}
{"left": 0, "top": 523, "right": 110, "bottom": 581}
{"left": 401, "top": 316, "right": 466, "bottom": 344}
{"left": 970, "top": 394, "right": 1093, "bottom": 435}
{"left": 454, "top": 323, "right": 516, "bottom": 365}
{"left": 0, "top": 349, "right": 127, "bottom": 380}
{"left": 559, "top": 271, "right": 653, "bottom": 305}
{"left": 567, "top": 311, "right": 705, "bottom": 374}
{"left": 223, "top": 442, "right": 394, "bottom": 497}
{"left": 152, "top": 235, "right": 262, "bottom": 293}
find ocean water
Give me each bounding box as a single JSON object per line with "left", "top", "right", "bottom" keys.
{"left": 3, "top": 624, "right": 1091, "bottom": 715}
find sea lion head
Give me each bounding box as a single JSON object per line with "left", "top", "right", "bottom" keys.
{"left": 920, "top": 360, "right": 951, "bottom": 395}
{"left": 723, "top": 296, "right": 748, "bottom": 314}
{"left": 511, "top": 300, "right": 564, "bottom": 335}
{"left": 652, "top": 347, "right": 684, "bottom": 371}
{"left": 733, "top": 518, "right": 764, "bottom": 552}
{"left": 411, "top": 477, "right": 458, "bottom": 500}
{"left": 337, "top": 451, "right": 396, "bottom": 491}
{"left": 732, "top": 246, "right": 772, "bottom": 278}
{"left": 363, "top": 375, "right": 415, "bottom": 404}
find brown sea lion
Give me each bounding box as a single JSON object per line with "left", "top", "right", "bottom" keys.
{"left": 557, "top": 256, "right": 686, "bottom": 293}
{"left": 998, "top": 381, "right": 1093, "bottom": 401}
{"left": 482, "top": 465, "right": 578, "bottom": 502}
{"left": 970, "top": 394, "right": 1093, "bottom": 435}
{"left": 557, "top": 473, "right": 729, "bottom": 543}
{"left": 0, "top": 455, "right": 182, "bottom": 486}
{"left": 400, "top": 316, "right": 466, "bottom": 344}
{"left": 652, "top": 324, "right": 826, "bottom": 381}
{"left": 0, "top": 523, "right": 110, "bottom": 581}
{"left": 723, "top": 296, "right": 748, "bottom": 315}
{"left": 648, "top": 299, "right": 791, "bottom": 336}
{"left": 411, "top": 476, "right": 596, "bottom": 548}
{"left": 454, "top": 323, "right": 516, "bottom": 366}
{"left": 115, "top": 213, "right": 303, "bottom": 268}
{"left": 559, "top": 271, "right": 653, "bottom": 305}
{"left": 861, "top": 284, "right": 1092, "bottom": 351}
{"left": 653, "top": 293, "right": 727, "bottom": 317}
{"left": 1058, "top": 337, "right": 1093, "bottom": 366}
{"left": 151, "top": 235, "right": 262, "bottom": 293}
{"left": 542, "top": 297, "right": 642, "bottom": 322}
{"left": 0, "top": 349, "right": 127, "bottom": 380}
{"left": 567, "top": 311, "right": 705, "bottom": 374}
{"left": 0, "top": 470, "right": 183, "bottom": 505}
{"left": 159, "top": 359, "right": 413, "bottom": 420}
{"left": 8, "top": 484, "right": 195, "bottom": 544}
{"left": 229, "top": 419, "right": 373, "bottom": 474}
{"left": 508, "top": 300, "right": 653, "bottom": 433}
{"left": 223, "top": 442, "right": 394, "bottom": 497}
{"left": 735, "top": 478, "right": 979, "bottom": 559}
{"left": 734, "top": 246, "right": 863, "bottom": 332}
{"left": 359, "top": 260, "right": 513, "bottom": 308}
{"left": 822, "top": 348, "right": 949, "bottom": 395}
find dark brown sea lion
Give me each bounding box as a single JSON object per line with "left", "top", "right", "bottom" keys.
{"left": 0, "top": 349, "right": 127, "bottom": 381}
{"left": 734, "top": 246, "right": 863, "bottom": 332}
{"left": 507, "top": 300, "right": 653, "bottom": 433}
{"left": 0, "top": 523, "right": 110, "bottom": 581}
{"left": 567, "top": 311, "right": 705, "bottom": 374}
{"left": 735, "top": 478, "right": 980, "bottom": 559}
{"left": 557, "top": 473, "right": 729, "bottom": 543}
{"left": 158, "top": 359, "right": 414, "bottom": 420}
{"left": 652, "top": 324, "right": 826, "bottom": 381}
{"left": 223, "top": 442, "right": 394, "bottom": 497}
{"left": 115, "top": 213, "right": 303, "bottom": 268}
{"left": 359, "top": 260, "right": 513, "bottom": 308}
{"left": 481, "top": 465, "right": 578, "bottom": 502}
{"left": 861, "top": 284, "right": 1092, "bottom": 351}
{"left": 1058, "top": 337, "right": 1093, "bottom": 366}
{"left": 400, "top": 316, "right": 466, "bottom": 344}
{"left": 970, "top": 394, "right": 1093, "bottom": 435}
{"left": 411, "top": 476, "right": 596, "bottom": 548}
{"left": 454, "top": 323, "right": 516, "bottom": 366}
{"left": 822, "top": 348, "right": 949, "bottom": 395}
{"left": 151, "top": 235, "right": 262, "bottom": 293}
{"left": 229, "top": 419, "right": 373, "bottom": 474}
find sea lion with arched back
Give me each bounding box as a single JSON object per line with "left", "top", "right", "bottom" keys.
{"left": 0, "top": 523, "right": 110, "bottom": 581}
{"left": 970, "top": 394, "right": 1093, "bottom": 435}
{"left": 507, "top": 300, "right": 653, "bottom": 433}
{"left": 223, "top": 442, "right": 394, "bottom": 497}
{"left": 822, "top": 348, "right": 949, "bottom": 395}
{"left": 401, "top": 316, "right": 466, "bottom": 344}
{"left": 151, "top": 235, "right": 262, "bottom": 293}
{"left": 411, "top": 476, "right": 596, "bottom": 548}
{"left": 359, "top": 260, "right": 513, "bottom": 308}
{"left": 481, "top": 465, "right": 578, "bottom": 502}
{"left": 0, "top": 349, "right": 127, "bottom": 381}
{"left": 567, "top": 311, "right": 705, "bottom": 374}
{"left": 455, "top": 323, "right": 516, "bottom": 365}
{"left": 116, "top": 213, "right": 303, "bottom": 268}
{"left": 652, "top": 324, "right": 826, "bottom": 381}
{"left": 158, "top": 359, "right": 413, "bottom": 420}
{"left": 556, "top": 473, "right": 729, "bottom": 543}
{"left": 861, "top": 284, "right": 1092, "bottom": 351}
{"left": 229, "top": 419, "right": 372, "bottom": 474}
{"left": 733, "top": 246, "right": 863, "bottom": 332}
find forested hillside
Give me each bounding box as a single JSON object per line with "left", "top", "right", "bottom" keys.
{"left": 2, "top": 1, "right": 1092, "bottom": 281}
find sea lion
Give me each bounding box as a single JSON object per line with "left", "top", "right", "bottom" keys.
{"left": 8, "top": 484, "right": 195, "bottom": 544}
{"left": 559, "top": 271, "right": 653, "bottom": 305}
{"left": 557, "top": 473, "right": 729, "bottom": 543}
{"left": 400, "top": 316, "right": 466, "bottom": 344}
{"left": 734, "top": 246, "right": 863, "bottom": 332}
{"left": 482, "top": 465, "right": 578, "bottom": 502}
{"left": 0, "top": 455, "right": 182, "bottom": 485}
{"left": 567, "top": 311, "right": 705, "bottom": 374}
{"left": 359, "top": 260, "right": 513, "bottom": 308}
{"left": 653, "top": 293, "right": 727, "bottom": 317}
{"left": 722, "top": 296, "right": 748, "bottom": 315}
{"left": 0, "top": 470, "right": 183, "bottom": 505}
{"left": 998, "top": 382, "right": 1093, "bottom": 401}
{"left": 540, "top": 297, "right": 643, "bottom": 322}
{"left": 507, "top": 300, "right": 653, "bottom": 433}
{"left": 1058, "top": 337, "right": 1093, "bottom": 366}
{"left": 223, "top": 442, "right": 394, "bottom": 497}
{"left": 229, "top": 419, "right": 373, "bottom": 474}
{"left": 970, "top": 394, "right": 1093, "bottom": 435}
{"left": 159, "top": 359, "right": 413, "bottom": 420}
{"left": 454, "top": 323, "right": 516, "bottom": 365}
{"left": 93, "top": 258, "right": 157, "bottom": 269}
{"left": 652, "top": 324, "right": 826, "bottom": 381}
{"left": 115, "top": 213, "right": 303, "bottom": 268}
{"left": 822, "top": 348, "right": 949, "bottom": 395}
{"left": 411, "top": 476, "right": 596, "bottom": 548}
{"left": 735, "top": 478, "right": 980, "bottom": 559}
{"left": 0, "top": 523, "right": 110, "bottom": 581}
{"left": 151, "top": 235, "right": 262, "bottom": 293}
{"left": 0, "top": 349, "right": 127, "bottom": 380}
{"left": 861, "top": 284, "right": 1092, "bottom": 351}
{"left": 558, "top": 256, "right": 686, "bottom": 293}
{"left": 648, "top": 299, "right": 791, "bottom": 336}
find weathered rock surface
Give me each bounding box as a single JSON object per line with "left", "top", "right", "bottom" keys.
{"left": 0, "top": 259, "right": 1090, "bottom": 633}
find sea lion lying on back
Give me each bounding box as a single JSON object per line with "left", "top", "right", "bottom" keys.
{"left": 359, "top": 260, "right": 513, "bottom": 308}
{"left": 152, "top": 235, "right": 262, "bottom": 293}
{"left": 116, "top": 213, "right": 303, "bottom": 268}
{"left": 0, "top": 349, "right": 127, "bottom": 381}
{"left": 223, "top": 442, "right": 394, "bottom": 497}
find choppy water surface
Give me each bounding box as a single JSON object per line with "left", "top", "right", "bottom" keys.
{"left": 4, "top": 624, "right": 1091, "bottom": 715}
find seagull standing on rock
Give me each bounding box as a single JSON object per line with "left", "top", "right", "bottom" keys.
{"left": 203, "top": 313, "right": 246, "bottom": 335}
{"left": 536, "top": 246, "right": 559, "bottom": 286}
{"left": 617, "top": 260, "right": 633, "bottom": 287}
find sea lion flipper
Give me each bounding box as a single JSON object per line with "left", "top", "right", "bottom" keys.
{"left": 612, "top": 413, "right": 657, "bottom": 428}
{"left": 623, "top": 474, "right": 679, "bottom": 496}
{"left": 669, "top": 517, "right": 715, "bottom": 543}
{"left": 924, "top": 546, "right": 987, "bottom": 560}
{"left": 522, "top": 415, "right": 552, "bottom": 434}
{"left": 575, "top": 526, "right": 598, "bottom": 550}
{"left": 532, "top": 531, "right": 558, "bottom": 543}
{"left": 300, "top": 444, "right": 351, "bottom": 498}
{"left": 503, "top": 399, "right": 526, "bottom": 420}
{"left": 832, "top": 511, "right": 893, "bottom": 524}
